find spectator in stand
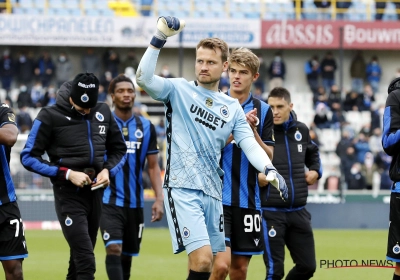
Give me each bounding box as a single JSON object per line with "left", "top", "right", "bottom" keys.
{"left": 370, "top": 103, "right": 384, "bottom": 131}
{"left": 347, "top": 162, "right": 366, "bottom": 190}
{"left": 336, "top": 0, "right": 352, "bottom": 19}
{"left": 360, "top": 84, "right": 375, "bottom": 111}
{"left": 15, "top": 50, "right": 35, "bottom": 88}
{"left": 16, "top": 106, "right": 33, "bottom": 134}
{"left": 366, "top": 55, "right": 382, "bottom": 94}
{"left": 369, "top": 127, "right": 383, "bottom": 154}
{"left": 158, "top": 65, "right": 175, "bottom": 78}
{"left": 343, "top": 90, "right": 363, "bottom": 111}
{"left": 120, "top": 50, "right": 139, "bottom": 73}
{"left": 336, "top": 130, "right": 354, "bottom": 178}
{"left": 353, "top": 132, "right": 371, "bottom": 164}
{"left": 34, "top": 51, "right": 55, "bottom": 88}
{"left": 0, "top": 49, "right": 14, "bottom": 95}
{"left": 100, "top": 71, "right": 113, "bottom": 93}
{"left": 342, "top": 146, "right": 358, "bottom": 188}
{"left": 268, "top": 51, "right": 286, "bottom": 91}
{"left": 17, "top": 84, "right": 32, "bottom": 109}
{"left": 254, "top": 53, "right": 268, "bottom": 92}
{"left": 350, "top": 50, "right": 366, "bottom": 94}
{"left": 82, "top": 47, "right": 100, "bottom": 77}
{"left": 327, "top": 84, "right": 342, "bottom": 111}
{"left": 30, "top": 81, "right": 44, "bottom": 108}
{"left": 42, "top": 85, "right": 57, "bottom": 107}
{"left": 305, "top": 55, "right": 320, "bottom": 97}
{"left": 218, "top": 71, "right": 229, "bottom": 92}
{"left": 330, "top": 104, "right": 346, "bottom": 130}
{"left": 314, "top": 0, "right": 331, "bottom": 19}
{"left": 394, "top": 68, "right": 400, "bottom": 79}
{"left": 313, "top": 102, "right": 331, "bottom": 129}
{"left": 55, "top": 52, "right": 73, "bottom": 89}
{"left": 103, "top": 48, "right": 120, "bottom": 78}
{"left": 375, "top": 150, "right": 392, "bottom": 190}
{"left": 313, "top": 86, "right": 329, "bottom": 108}
{"left": 360, "top": 152, "right": 378, "bottom": 190}
{"left": 320, "top": 51, "right": 337, "bottom": 94}
{"left": 97, "top": 84, "right": 108, "bottom": 103}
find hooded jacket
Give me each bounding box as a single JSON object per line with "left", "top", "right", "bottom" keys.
{"left": 261, "top": 111, "right": 322, "bottom": 210}
{"left": 20, "top": 81, "right": 127, "bottom": 185}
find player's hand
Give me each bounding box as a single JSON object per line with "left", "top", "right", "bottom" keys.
{"left": 246, "top": 108, "right": 259, "bottom": 131}
{"left": 150, "top": 16, "right": 186, "bottom": 48}
{"left": 264, "top": 165, "right": 288, "bottom": 201}
{"left": 258, "top": 173, "right": 269, "bottom": 187}
{"left": 91, "top": 168, "right": 109, "bottom": 190}
{"left": 68, "top": 170, "right": 92, "bottom": 188}
{"left": 305, "top": 170, "right": 319, "bottom": 185}
{"left": 151, "top": 199, "right": 164, "bottom": 222}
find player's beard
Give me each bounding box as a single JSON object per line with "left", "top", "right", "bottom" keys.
{"left": 197, "top": 74, "right": 220, "bottom": 85}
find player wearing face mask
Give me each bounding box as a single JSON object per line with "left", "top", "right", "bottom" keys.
{"left": 56, "top": 52, "right": 73, "bottom": 88}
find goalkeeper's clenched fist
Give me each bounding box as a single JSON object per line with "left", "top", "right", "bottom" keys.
{"left": 150, "top": 16, "right": 186, "bottom": 49}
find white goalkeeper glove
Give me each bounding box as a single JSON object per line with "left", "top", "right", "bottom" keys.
{"left": 265, "top": 165, "right": 288, "bottom": 202}
{"left": 150, "top": 16, "right": 186, "bottom": 49}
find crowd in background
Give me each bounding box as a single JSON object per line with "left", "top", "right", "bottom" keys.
{"left": 1, "top": 47, "right": 392, "bottom": 192}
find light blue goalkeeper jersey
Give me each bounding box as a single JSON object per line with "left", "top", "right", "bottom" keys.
{"left": 137, "top": 48, "right": 254, "bottom": 200}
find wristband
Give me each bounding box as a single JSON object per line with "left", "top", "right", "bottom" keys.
{"left": 66, "top": 169, "right": 71, "bottom": 180}
{"left": 150, "top": 36, "right": 166, "bottom": 49}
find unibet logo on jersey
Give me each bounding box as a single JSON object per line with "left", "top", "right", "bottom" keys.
{"left": 126, "top": 141, "right": 141, "bottom": 153}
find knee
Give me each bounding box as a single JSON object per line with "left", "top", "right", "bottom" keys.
{"left": 297, "top": 262, "right": 316, "bottom": 277}
{"left": 212, "top": 260, "right": 229, "bottom": 278}
{"left": 196, "top": 256, "right": 213, "bottom": 272}
{"left": 106, "top": 243, "right": 122, "bottom": 256}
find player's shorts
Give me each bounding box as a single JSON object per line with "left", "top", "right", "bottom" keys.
{"left": 163, "top": 187, "right": 225, "bottom": 255}
{"left": 387, "top": 192, "right": 400, "bottom": 262}
{"left": 0, "top": 202, "right": 28, "bottom": 260}
{"left": 100, "top": 204, "right": 144, "bottom": 256}
{"left": 223, "top": 205, "right": 263, "bottom": 256}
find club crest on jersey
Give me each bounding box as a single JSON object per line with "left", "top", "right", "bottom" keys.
{"left": 95, "top": 112, "right": 104, "bottom": 122}
{"left": 81, "top": 93, "right": 89, "bottom": 103}
{"left": 103, "top": 231, "right": 110, "bottom": 241}
{"left": 122, "top": 127, "right": 128, "bottom": 136}
{"left": 7, "top": 113, "right": 15, "bottom": 123}
{"left": 65, "top": 216, "right": 73, "bottom": 226}
{"left": 182, "top": 227, "right": 190, "bottom": 238}
{"left": 294, "top": 130, "right": 302, "bottom": 141}
{"left": 135, "top": 129, "right": 143, "bottom": 139}
{"left": 268, "top": 227, "right": 276, "bottom": 237}
{"left": 205, "top": 97, "right": 213, "bottom": 108}
{"left": 220, "top": 105, "right": 229, "bottom": 118}
{"left": 393, "top": 244, "right": 400, "bottom": 254}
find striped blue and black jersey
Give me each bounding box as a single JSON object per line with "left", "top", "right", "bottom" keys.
{"left": 221, "top": 93, "right": 274, "bottom": 210}
{"left": 0, "top": 104, "right": 17, "bottom": 206}
{"left": 103, "top": 113, "right": 158, "bottom": 208}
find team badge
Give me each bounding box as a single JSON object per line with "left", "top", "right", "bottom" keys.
{"left": 135, "top": 129, "right": 143, "bottom": 139}
{"left": 220, "top": 105, "right": 229, "bottom": 118}
{"left": 65, "top": 216, "right": 73, "bottom": 226}
{"left": 205, "top": 97, "right": 213, "bottom": 108}
{"left": 103, "top": 231, "right": 110, "bottom": 241}
{"left": 393, "top": 244, "right": 400, "bottom": 254}
{"left": 7, "top": 113, "right": 15, "bottom": 123}
{"left": 268, "top": 227, "right": 276, "bottom": 237}
{"left": 294, "top": 130, "right": 302, "bottom": 141}
{"left": 95, "top": 112, "right": 104, "bottom": 122}
{"left": 182, "top": 227, "right": 190, "bottom": 238}
{"left": 81, "top": 93, "right": 89, "bottom": 103}
{"left": 122, "top": 127, "right": 128, "bottom": 136}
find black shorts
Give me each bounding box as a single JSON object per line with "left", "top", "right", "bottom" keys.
{"left": 387, "top": 192, "right": 400, "bottom": 261}
{"left": 223, "top": 205, "right": 263, "bottom": 256}
{"left": 100, "top": 204, "right": 144, "bottom": 256}
{"left": 0, "top": 202, "right": 28, "bottom": 260}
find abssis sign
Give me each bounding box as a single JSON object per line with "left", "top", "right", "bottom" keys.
{"left": 261, "top": 21, "right": 400, "bottom": 50}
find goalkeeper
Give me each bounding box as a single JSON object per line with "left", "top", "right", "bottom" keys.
{"left": 136, "top": 16, "right": 288, "bottom": 280}
{"left": 261, "top": 87, "right": 322, "bottom": 280}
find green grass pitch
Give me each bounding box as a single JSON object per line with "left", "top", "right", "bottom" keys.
{"left": 22, "top": 228, "right": 393, "bottom": 279}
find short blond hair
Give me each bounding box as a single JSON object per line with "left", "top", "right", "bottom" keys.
{"left": 228, "top": 47, "right": 260, "bottom": 76}
{"left": 196, "top": 38, "right": 229, "bottom": 63}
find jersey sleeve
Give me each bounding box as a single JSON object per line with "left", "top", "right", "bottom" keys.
{"left": 261, "top": 106, "right": 275, "bottom": 146}
{"left": 382, "top": 92, "right": 400, "bottom": 156}
{"left": 232, "top": 101, "right": 254, "bottom": 146}
{"left": 147, "top": 123, "right": 159, "bottom": 154}
{"left": 0, "top": 104, "right": 17, "bottom": 127}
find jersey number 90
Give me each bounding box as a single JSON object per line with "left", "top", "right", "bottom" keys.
{"left": 244, "top": 214, "right": 261, "bottom": 232}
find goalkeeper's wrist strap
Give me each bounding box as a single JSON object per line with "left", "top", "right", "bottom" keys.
{"left": 150, "top": 36, "right": 166, "bottom": 49}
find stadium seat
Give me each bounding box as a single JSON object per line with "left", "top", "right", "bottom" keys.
{"left": 246, "top": 11, "right": 261, "bottom": 18}
{"left": 85, "top": 9, "right": 101, "bottom": 16}
{"left": 19, "top": 0, "right": 33, "bottom": 8}
{"left": 26, "top": 7, "right": 43, "bottom": 15}
{"left": 13, "top": 7, "right": 25, "bottom": 14}
{"left": 100, "top": 9, "right": 115, "bottom": 17}
{"left": 48, "top": 0, "right": 64, "bottom": 9}
{"left": 230, "top": 11, "right": 246, "bottom": 18}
